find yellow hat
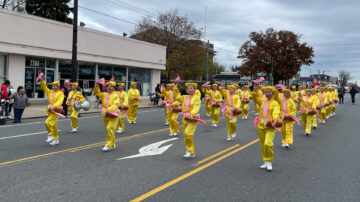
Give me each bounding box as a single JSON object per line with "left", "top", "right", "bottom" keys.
{"left": 106, "top": 81, "right": 116, "bottom": 87}
{"left": 243, "top": 85, "right": 249, "bottom": 88}
{"left": 282, "top": 89, "right": 291, "bottom": 93}
{"left": 117, "top": 83, "right": 125, "bottom": 87}
{"left": 226, "top": 85, "right": 231, "bottom": 88}
{"left": 185, "top": 83, "right": 197, "bottom": 88}
{"left": 50, "top": 81, "right": 60, "bottom": 87}
{"left": 131, "top": 82, "right": 137, "bottom": 86}
{"left": 291, "top": 86, "right": 296, "bottom": 89}
{"left": 305, "top": 89, "right": 312, "bottom": 92}
{"left": 166, "top": 83, "right": 174, "bottom": 87}
{"left": 299, "top": 86, "right": 303, "bottom": 89}
{"left": 228, "top": 85, "right": 236, "bottom": 90}
{"left": 70, "top": 82, "right": 78, "bottom": 87}
{"left": 212, "top": 83, "right": 218, "bottom": 87}
{"left": 206, "top": 84, "right": 211, "bottom": 87}
{"left": 264, "top": 86, "right": 276, "bottom": 93}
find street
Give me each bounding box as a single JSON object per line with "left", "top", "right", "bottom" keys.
{"left": 1, "top": 96, "right": 360, "bottom": 202}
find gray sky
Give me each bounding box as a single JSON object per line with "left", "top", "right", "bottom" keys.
{"left": 74, "top": 0, "right": 360, "bottom": 83}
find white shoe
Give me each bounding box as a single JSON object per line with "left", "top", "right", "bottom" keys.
{"left": 184, "top": 151, "right": 191, "bottom": 158}
{"left": 232, "top": 133, "right": 236, "bottom": 138}
{"left": 49, "top": 140, "right": 59, "bottom": 146}
{"left": 128, "top": 121, "right": 132, "bottom": 124}
{"left": 210, "top": 124, "right": 214, "bottom": 127}
{"left": 281, "top": 143, "right": 286, "bottom": 147}
{"left": 242, "top": 117, "right": 245, "bottom": 120}
{"left": 213, "top": 124, "right": 217, "bottom": 128}
{"left": 70, "top": 128, "right": 78, "bottom": 133}
{"left": 206, "top": 114, "right": 211, "bottom": 117}
{"left": 266, "top": 162, "right": 273, "bottom": 171}
{"left": 326, "top": 117, "right": 329, "bottom": 120}
{"left": 226, "top": 137, "right": 233, "bottom": 141}
{"left": 165, "top": 122, "right": 169, "bottom": 125}
{"left": 169, "top": 133, "right": 173, "bottom": 137}
{"left": 245, "top": 116, "right": 248, "bottom": 120}
{"left": 46, "top": 135, "right": 54, "bottom": 143}
{"left": 116, "top": 130, "right": 123, "bottom": 134}
{"left": 333, "top": 113, "right": 336, "bottom": 116}
{"left": 173, "top": 133, "right": 178, "bottom": 136}
{"left": 260, "top": 162, "right": 268, "bottom": 169}
{"left": 102, "top": 145, "right": 110, "bottom": 151}
{"left": 255, "top": 113, "right": 259, "bottom": 116}
{"left": 322, "top": 120, "right": 326, "bottom": 124}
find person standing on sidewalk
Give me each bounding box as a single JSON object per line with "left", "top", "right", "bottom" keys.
{"left": 350, "top": 85, "right": 357, "bottom": 104}
{"left": 338, "top": 86, "right": 345, "bottom": 104}
{"left": 40, "top": 76, "right": 64, "bottom": 146}
{"left": 8, "top": 86, "right": 29, "bottom": 123}
{"left": 0, "top": 80, "right": 11, "bottom": 119}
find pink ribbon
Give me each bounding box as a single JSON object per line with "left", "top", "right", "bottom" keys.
{"left": 181, "top": 95, "right": 205, "bottom": 124}
{"left": 98, "top": 78, "right": 105, "bottom": 85}
{"left": 202, "top": 81, "right": 210, "bottom": 87}
{"left": 104, "top": 93, "right": 119, "bottom": 117}
{"left": 36, "top": 72, "right": 44, "bottom": 82}
{"left": 174, "top": 75, "right": 180, "bottom": 82}
{"left": 252, "top": 76, "right": 265, "bottom": 84}
{"left": 50, "top": 92, "right": 65, "bottom": 118}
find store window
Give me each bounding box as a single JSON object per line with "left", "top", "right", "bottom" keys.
{"left": 98, "top": 64, "right": 126, "bottom": 82}
{"left": 128, "top": 67, "right": 151, "bottom": 96}
{"left": 59, "top": 60, "right": 72, "bottom": 81}
{"left": 0, "top": 55, "right": 6, "bottom": 85}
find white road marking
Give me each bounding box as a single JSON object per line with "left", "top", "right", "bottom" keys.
{"left": 0, "top": 130, "right": 61, "bottom": 140}
{"left": 117, "top": 138, "right": 179, "bottom": 160}
{"left": 0, "top": 109, "right": 162, "bottom": 128}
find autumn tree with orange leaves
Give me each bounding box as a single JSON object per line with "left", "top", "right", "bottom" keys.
{"left": 235, "top": 28, "right": 314, "bottom": 84}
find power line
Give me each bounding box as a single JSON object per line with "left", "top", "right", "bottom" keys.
{"left": 104, "top": 0, "right": 154, "bottom": 17}
{"left": 78, "top": 5, "right": 137, "bottom": 25}
{"left": 110, "top": 0, "right": 157, "bottom": 16}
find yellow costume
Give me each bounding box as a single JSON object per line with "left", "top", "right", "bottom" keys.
{"left": 66, "top": 86, "right": 85, "bottom": 131}
{"left": 240, "top": 88, "right": 251, "bottom": 119}
{"left": 253, "top": 87, "right": 280, "bottom": 163}
{"left": 209, "top": 87, "right": 223, "bottom": 125}
{"left": 94, "top": 85, "right": 119, "bottom": 149}
{"left": 311, "top": 91, "right": 320, "bottom": 128}
{"left": 318, "top": 89, "right": 328, "bottom": 123}
{"left": 162, "top": 85, "right": 180, "bottom": 136}
{"left": 41, "top": 80, "right": 64, "bottom": 143}
{"left": 128, "top": 84, "right": 140, "bottom": 123}
{"left": 331, "top": 89, "right": 338, "bottom": 115}
{"left": 280, "top": 95, "right": 296, "bottom": 146}
{"left": 201, "top": 85, "right": 212, "bottom": 116}
{"left": 117, "top": 89, "right": 128, "bottom": 132}
{"left": 220, "top": 87, "right": 241, "bottom": 139}
{"left": 299, "top": 92, "right": 316, "bottom": 135}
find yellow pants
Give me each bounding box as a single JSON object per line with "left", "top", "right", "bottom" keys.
{"left": 128, "top": 103, "right": 138, "bottom": 122}
{"left": 103, "top": 116, "right": 118, "bottom": 147}
{"left": 281, "top": 120, "right": 294, "bottom": 145}
{"left": 301, "top": 114, "right": 313, "bottom": 134}
{"left": 226, "top": 116, "right": 238, "bottom": 138}
{"left": 45, "top": 113, "right": 60, "bottom": 140}
{"left": 183, "top": 120, "right": 197, "bottom": 155}
{"left": 312, "top": 114, "right": 318, "bottom": 128}
{"left": 69, "top": 109, "right": 79, "bottom": 128}
{"left": 211, "top": 107, "right": 220, "bottom": 124}
{"left": 165, "top": 107, "right": 171, "bottom": 123}
{"left": 255, "top": 104, "right": 260, "bottom": 114}
{"left": 332, "top": 105, "right": 336, "bottom": 113}
{"left": 318, "top": 108, "right": 326, "bottom": 122}
{"left": 258, "top": 128, "right": 276, "bottom": 162}
{"left": 326, "top": 106, "right": 331, "bottom": 117}
{"left": 205, "top": 101, "right": 211, "bottom": 116}
{"left": 169, "top": 111, "right": 180, "bottom": 134}
{"left": 241, "top": 103, "right": 250, "bottom": 118}
{"left": 117, "top": 111, "right": 126, "bottom": 131}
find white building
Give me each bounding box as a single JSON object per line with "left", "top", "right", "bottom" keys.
{"left": 0, "top": 9, "right": 166, "bottom": 99}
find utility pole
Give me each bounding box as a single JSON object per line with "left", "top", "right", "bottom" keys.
{"left": 206, "top": 40, "right": 209, "bottom": 81}
{"left": 71, "top": 0, "right": 78, "bottom": 82}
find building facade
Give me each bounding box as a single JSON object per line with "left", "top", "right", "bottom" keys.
{"left": 0, "top": 9, "right": 166, "bottom": 99}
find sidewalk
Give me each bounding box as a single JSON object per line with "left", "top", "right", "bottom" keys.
{"left": 21, "top": 98, "right": 161, "bottom": 119}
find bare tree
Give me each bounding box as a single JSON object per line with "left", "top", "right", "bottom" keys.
{"left": 1, "top": 0, "right": 25, "bottom": 12}
{"left": 338, "top": 70, "right": 351, "bottom": 87}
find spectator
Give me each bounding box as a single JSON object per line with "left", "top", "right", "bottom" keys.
{"left": 350, "top": 85, "right": 357, "bottom": 105}
{"left": 8, "top": 86, "right": 29, "bottom": 123}
{"left": 154, "top": 84, "right": 161, "bottom": 105}
{"left": 338, "top": 86, "right": 346, "bottom": 104}
{"left": 0, "top": 80, "right": 11, "bottom": 119}
{"left": 60, "top": 80, "right": 70, "bottom": 117}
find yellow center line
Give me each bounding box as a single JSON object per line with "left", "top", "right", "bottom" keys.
{"left": 192, "top": 144, "right": 240, "bottom": 167}
{"left": 130, "top": 138, "right": 259, "bottom": 202}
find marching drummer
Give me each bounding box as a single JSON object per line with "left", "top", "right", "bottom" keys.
{"left": 66, "top": 82, "right": 84, "bottom": 133}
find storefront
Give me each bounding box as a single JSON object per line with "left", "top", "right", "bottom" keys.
{"left": 0, "top": 9, "right": 166, "bottom": 99}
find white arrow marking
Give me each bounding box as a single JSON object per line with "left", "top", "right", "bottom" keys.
{"left": 117, "top": 137, "right": 179, "bottom": 160}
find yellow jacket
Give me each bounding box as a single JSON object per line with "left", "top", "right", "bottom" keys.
{"left": 318, "top": 92, "right": 328, "bottom": 105}
{"left": 282, "top": 98, "right": 296, "bottom": 118}
{"left": 253, "top": 91, "right": 281, "bottom": 129}
{"left": 66, "top": 90, "right": 85, "bottom": 110}
{"left": 290, "top": 91, "right": 298, "bottom": 102}
{"left": 209, "top": 90, "right": 223, "bottom": 103}
{"left": 299, "top": 96, "right": 316, "bottom": 111}
{"left": 162, "top": 88, "right": 176, "bottom": 104}
{"left": 195, "top": 89, "right": 201, "bottom": 98}
{"left": 128, "top": 88, "right": 140, "bottom": 105}
{"left": 40, "top": 80, "right": 64, "bottom": 115}
{"left": 240, "top": 90, "right": 251, "bottom": 101}
{"left": 117, "top": 90, "right": 129, "bottom": 107}
{"left": 220, "top": 89, "right": 241, "bottom": 116}
{"left": 94, "top": 86, "right": 119, "bottom": 116}
{"left": 178, "top": 95, "right": 201, "bottom": 124}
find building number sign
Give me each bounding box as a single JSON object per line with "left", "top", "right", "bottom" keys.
{"left": 30, "top": 60, "right": 40, "bottom": 67}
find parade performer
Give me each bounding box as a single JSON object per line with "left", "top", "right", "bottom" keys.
{"left": 280, "top": 89, "right": 297, "bottom": 148}
{"left": 299, "top": 89, "right": 317, "bottom": 136}
{"left": 253, "top": 85, "right": 281, "bottom": 171}
{"left": 162, "top": 84, "right": 172, "bottom": 125}
{"left": 290, "top": 86, "right": 299, "bottom": 113}
{"left": 66, "top": 82, "right": 84, "bottom": 133}
{"left": 201, "top": 83, "right": 212, "bottom": 117}
{"left": 116, "top": 83, "right": 128, "bottom": 134}
{"left": 220, "top": 85, "right": 241, "bottom": 140}
{"left": 240, "top": 85, "right": 251, "bottom": 119}
{"left": 173, "top": 82, "right": 202, "bottom": 158}
{"left": 331, "top": 87, "right": 338, "bottom": 116}
{"left": 325, "top": 87, "right": 333, "bottom": 119}
{"left": 311, "top": 88, "right": 319, "bottom": 129}
{"left": 128, "top": 82, "right": 140, "bottom": 124}
{"left": 40, "top": 76, "right": 64, "bottom": 146}
{"left": 94, "top": 81, "right": 119, "bottom": 151}
{"left": 162, "top": 83, "right": 180, "bottom": 136}
{"left": 318, "top": 87, "right": 328, "bottom": 124}
{"left": 209, "top": 83, "right": 223, "bottom": 127}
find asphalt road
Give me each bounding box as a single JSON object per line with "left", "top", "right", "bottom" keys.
{"left": 0, "top": 95, "right": 359, "bottom": 201}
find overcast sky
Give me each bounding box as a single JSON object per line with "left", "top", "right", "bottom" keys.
{"left": 73, "top": 0, "right": 360, "bottom": 83}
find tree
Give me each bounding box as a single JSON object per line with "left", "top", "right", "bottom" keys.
{"left": 25, "top": 0, "right": 72, "bottom": 24}
{"left": 211, "top": 62, "right": 225, "bottom": 75}
{"left": 338, "top": 70, "right": 350, "bottom": 87}
{"left": 1, "top": 0, "right": 25, "bottom": 12}
{"left": 235, "top": 28, "right": 314, "bottom": 84}
{"left": 131, "top": 9, "right": 204, "bottom": 79}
